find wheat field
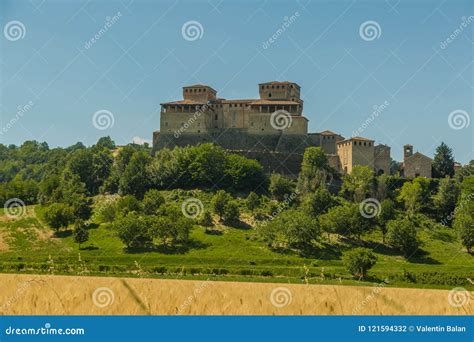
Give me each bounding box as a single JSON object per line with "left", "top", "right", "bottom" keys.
{"left": 0, "top": 273, "right": 471, "bottom": 315}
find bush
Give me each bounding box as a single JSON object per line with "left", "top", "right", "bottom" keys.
{"left": 222, "top": 201, "right": 240, "bottom": 225}
{"left": 269, "top": 173, "right": 295, "bottom": 201}
{"left": 142, "top": 189, "right": 165, "bottom": 215}
{"left": 112, "top": 214, "right": 153, "bottom": 249}
{"left": 387, "top": 217, "right": 420, "bottom": 257}
{"left": 43, "top": 203, "right": 74, "bottom": 232}
{"left": 211, "top": 190, "right": 232, "bottom": 220}
{"left": 116, "top": 195, "right": 142, "bottom": 217}
{"left": 73, "top": 220, "right": 89, "bottom": 249}
{"left": 245, "top": 192, "right": 261, "bottom": 211}
{"left": 198, "top": 211, "right": 213, "bottom": 227}
{"left": 342, "top": 248, "right": 377, "bottom": 279}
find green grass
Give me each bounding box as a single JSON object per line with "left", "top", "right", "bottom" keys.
{"left": 0, "top": 204, "right": 472, "bottom": 290}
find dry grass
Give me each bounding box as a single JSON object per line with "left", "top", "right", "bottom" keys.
{"left": 0, "top": 273, "right": 472, "bottom": 315}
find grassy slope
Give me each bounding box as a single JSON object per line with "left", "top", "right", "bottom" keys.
{"left": 0, "top": 205, "right": 472, "bottom": 289}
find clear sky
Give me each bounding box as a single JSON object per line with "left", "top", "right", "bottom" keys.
{"left": 0, "top": 0, "right": 472, "bottom": 163}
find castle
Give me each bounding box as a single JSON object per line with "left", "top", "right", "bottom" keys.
{"left": 152, "top": 81, "right": 391, "bottom": 177}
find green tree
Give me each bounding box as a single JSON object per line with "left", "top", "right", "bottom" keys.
{"left": 302, "top": 187, "right": 337, "bottom": 217}
{"left": 269, "top": 173, "right": 295, "bottom": 201}
{"left": 198, "top": 211, "right": 213, "bottom": 227}
{"left": 433, "top": 177, "right": 460, "bottom": 225}
{"left": 142, "top": 189, "right": 165, "bottom": 215}
{"left": 454, "top": 176, "right": 474, "bottom": 253}
{"left": 44, "top": 203, "right": 74, "bottom": 233}
{"left": 224, "top": 154, "right": 264, "bottom": 191}
{"left": 387, "top": 217, "right": 420, "bottom": 257}
{"left": 340, "top": 165, "right": 375, "bottom": 202}
{"left": 342, "top": 248, "right": 377, "bottom": 279}
{"left": 95, "top": 136, "right": 116, "bottom": 149}
{"left": 319, "top": 202, "right": 373, "bottom": 239}
{"left": 116, "top": 195, "right": 142, "bottom": 217}
{"left": 297, "top": 147, "right": 333, "bottom": 194}
{"left": 211, "top": 190, "right": 232, "bottom": 220}
{"left": 222, "top": 201, "right": 240, "bottom": 225}
{"left": 119, "top": 151, "right": 151, "bottom": 199}
{"left": 398, "top": 180, "right": 423, "bottom": 216}
{"left": 73, "top": 220, "right": 89, "bottom": 249}
{"left": 432, "top": 142, "right": 455, "bottom": 178}
{"left": 245, "top": 192, "right": 261, "bottom": 211}
{"left": 377, "top": 199, "right": 396, "bottom": 243}
{"left": 113, "top": 214, "right": 152, "bottom": 249}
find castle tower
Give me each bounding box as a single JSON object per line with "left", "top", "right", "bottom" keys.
{"left": 404, "top": 144, "right": 413, "bottom": 161}
{"left": 183, "top": 84, "right": 217, "bottom": 102}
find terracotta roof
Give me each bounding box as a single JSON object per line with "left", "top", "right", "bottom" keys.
{"left": 259, "top": 81, "right": 300, "bottom": 87}
{"left": 183, "top": 84, "right": 217, "bottom": 93}
{"left": 319, "top": 130, "right": 339, "bottom": 136}
{"left": 248, "top": 100, "right": 301, "bottom": 105}
{"left": 337, "top": 136, "right": 375, "bottom": 143}
{"left": 161, "top": 100, "right": 207, "bottom": 105}
{"left": 406, "top": 152, "right": 432, "bottom": 161}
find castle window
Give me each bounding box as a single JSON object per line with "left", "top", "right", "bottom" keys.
{"left": 165, "top": 122, "right": 168, "bottom": 127}
{"left": 364, "top": 142, "right": 367, "bottom": 146}
{"left": 215, "top": 114, "right": 218, "bottom": 120}
{"left": 251, "top": 122, "right": 254, "bottom": 127}
{"left": 268, "top": 93, "right": 272, "bottom": 98}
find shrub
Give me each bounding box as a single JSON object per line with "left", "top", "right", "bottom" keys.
{"left": 342, "top": 248, "right": 377, "bottom": 279}
{"left": 198, "top": 211, "right": 213, "bottom": 227}
{"left": 43, "top": 203, "right": 74, "bottom": 232}
{"left": 142, "top": 189, "right": 165, "bottom": 215}
{"left": 222, "top": 201, "right": 240, "bottom": 225}
{"left": 269, "top": 173, "right": 295, "bottom": 201}
{"left": 211, "top": 190, "right": 232, "bottom": 220}
{"left": 112, "top": 214, "right": 152, "bottom": 249}
{"left": 245, "top": 192, "right": 261, "bottom": 211}
{"left": 73, "top": 220, "right": 89, "bottom": 249}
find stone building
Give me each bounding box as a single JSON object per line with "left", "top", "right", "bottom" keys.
{"left": 153, "top": 81, "right": 391, "bottom": 176}
{"left": 336, "top": 137, "right": 390, "bottom": 175}
{"left": 402, "top": 144, "right": 432, "bottom": 178}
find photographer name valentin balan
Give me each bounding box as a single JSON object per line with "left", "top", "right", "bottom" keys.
{"left": 416, "top": 325, "right": 466, "bottom": 333}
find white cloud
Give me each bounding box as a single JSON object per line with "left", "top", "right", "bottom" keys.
{"left": 132, "top": 136, "right": 152, "bottom": 145}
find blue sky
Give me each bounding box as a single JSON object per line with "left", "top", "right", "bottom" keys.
{"left": 0, "top": 0, "right": 472, "bottom": 163}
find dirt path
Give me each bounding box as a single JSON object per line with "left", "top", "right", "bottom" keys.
{"left": 0, "top": 273, "right": 471, "bottom": 315}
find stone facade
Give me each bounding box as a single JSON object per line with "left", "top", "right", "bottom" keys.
{"left": 153, "top": 82, "right": 391, "bottom": 176}
{"left": 402, "top": 144, "right": 432, "bottom": 178}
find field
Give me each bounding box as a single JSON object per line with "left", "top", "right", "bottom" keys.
{"left": 0, "top": 200, "right": 472, "bottom": 291}
{"left": 0, "top": 273, "right": 472, "bottom": 315}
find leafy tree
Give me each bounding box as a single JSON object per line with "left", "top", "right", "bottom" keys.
{"left": 454, "top": 176, "right": 474, "bottom": 253}
{"left": 269, "top": 173, "right": 295, "bottom": 201}
{"left": 119, "top": 151, "right": 151, "bottom": 199}
{"left": 198, "top": 211, "right": 213, "bottom": 227}
{"left": 211, "top": 190, "right": 232, "bottom": 220}
{"left": 259, "top": 209, "right": 320, "bottom": 248}
{"left": 340, "top": 165, "right": 375, "bottom": 202}
{"left": 142, "top": 189, "right": 165, "bottom": 215}
{"left": 189, "top": 143, "right": 226, "bottom": 186}
{"left": 432, "top": 142, "right": 455, "bottom": 178}
{"left": 95, "top": 136, "right": 116, "bottom": 149}
{"left": 224, "top": 154, "right": 264, "bottom": 190}
{"left": 297, "top": 147, "right": 333, "bottom": 193}
{"left": 342, "top": 248, "right": 377, "bottom": 279}
{"left": 398, "top": 180, "right": 423, "bottom": 216}
{"left": 245, "top": 192, "right": 260, "bottom": 211}
{"left": 386, "top": 217, "right": 420, "bottom": 257}
{"left": 377, "top": 199, "right": 396, "bottom": 243}
{"left": 302, "top": 187, "right": 337, "bottom": 217}
{"left": 222, "top": 201, "right": 240, "bottom": 225}
{"left": 319, "top": 202, "right": 373, "bottom": 239}
{"left": 432, "top": 177, "right": 460, "bottom": 225}
{"left": 43, "top": 203, "right": 74, "bottom": 233}
{"left": 116, "top": 195, "right": 142, "bottom": 217}
{"left": 73, "top": 220, "right": 89, "bottom": 249}
{"left": 113, "top": 214, "right": 153, "bottom": 249}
